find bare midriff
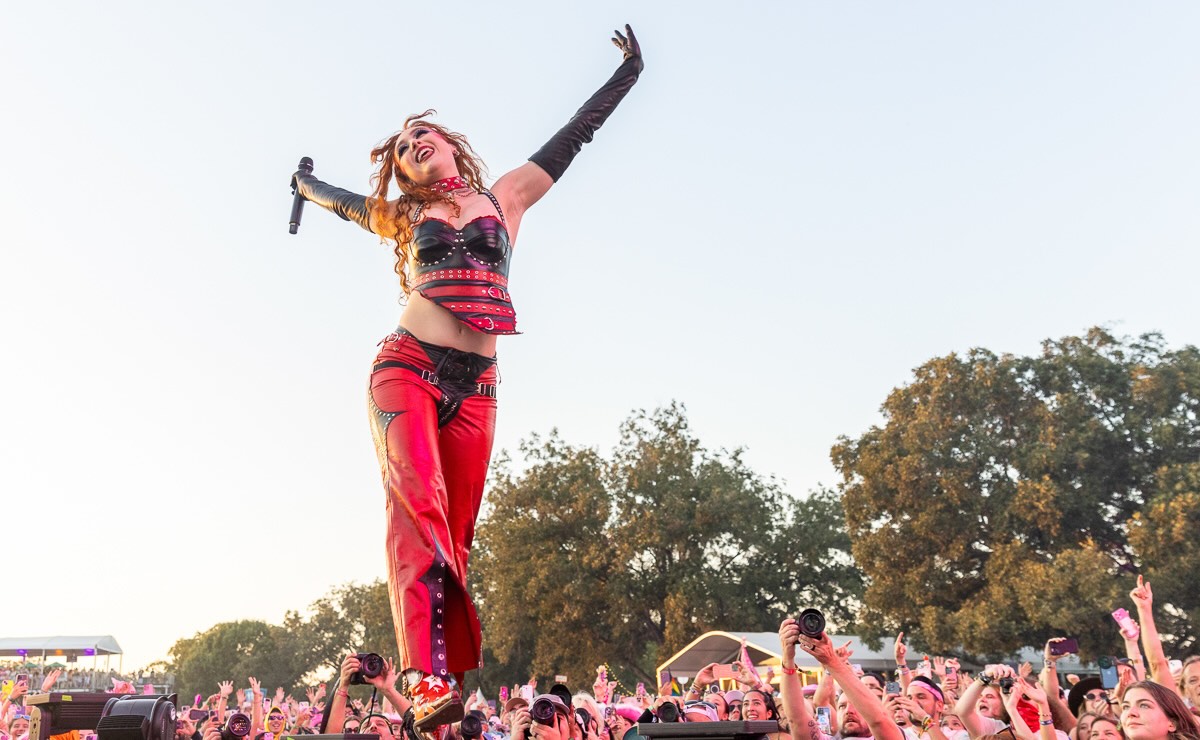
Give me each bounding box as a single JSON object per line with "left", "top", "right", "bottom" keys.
{"left": 398, "top": 292, "right": 499, "bottom": 356}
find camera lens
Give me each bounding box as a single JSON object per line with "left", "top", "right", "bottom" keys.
{"left": 225, "top": 713, "right": 251, "bottom": 738}
{"left": 460, "top": 712, "right": 483, "bottom": 739}
{"left": 797, "top": 608, "right": 826, "bottom": 638}
{"left": 657, "top": 702, "right": 680, "bottom": 723}
{"left": 998, "top": 677, "right": 1014, "bottom": 694}
{"left": 531, "top": 698, "right": 558, "bottom": 725}
{"left": 359, "top": 652, "right": 385, "bottom": 679}
{"left": 1097, "top": 656, "right": 1113, "bottom": 669}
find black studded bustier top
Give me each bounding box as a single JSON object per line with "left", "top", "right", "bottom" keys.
{"left": 409, "top": 190, "right": 517, "bottom": 335}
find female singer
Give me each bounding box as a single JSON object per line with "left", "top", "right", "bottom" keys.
{"left": 292, "top": 25, "right": 643, "bottom": 731}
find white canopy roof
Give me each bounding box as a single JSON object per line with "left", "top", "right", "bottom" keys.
{"left": 0, "top": 635, "right": 123, "bottom": 657}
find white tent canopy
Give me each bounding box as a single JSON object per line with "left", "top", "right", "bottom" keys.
{"left": 0, "top": 635, "right": 123, "bottom": 658}
{"left": 657, "top": 630, "right": 1095, "bottom": 681}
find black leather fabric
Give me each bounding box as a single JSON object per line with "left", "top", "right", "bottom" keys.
{"left": 293, "top": 173, "right": 373, "bottom": 232}
{"left": 529, "top": 53, "right": 643, "bottom": 182}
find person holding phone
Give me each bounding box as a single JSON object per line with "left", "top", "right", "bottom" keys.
{"left": 291, "top": 25, "right": 643, "bottom": 733}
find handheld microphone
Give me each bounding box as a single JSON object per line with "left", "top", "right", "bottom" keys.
{"left": 289, "top": 156, "right": 314, "bottom": 234}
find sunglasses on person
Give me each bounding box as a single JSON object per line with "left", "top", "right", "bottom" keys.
{"left": 1086, "top": 691, "right": 1108, "bottom": 701}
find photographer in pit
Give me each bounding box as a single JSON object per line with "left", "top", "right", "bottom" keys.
{"left": 326, "top": 653, "right": 411, "bottom": 735}
{"left": 509, "top": 694, "right": 579, "bottom": 740}
{"left": 792, "top": 616, "right": 906, "bottom": 740}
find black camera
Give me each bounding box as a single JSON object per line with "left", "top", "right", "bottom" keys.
{"left": 998, "top": 677, "right": 1015, "bottom": 694}
{"left": 574, "top": 708, "right": 593, "bottom": 737}
{"left": 796, "top": 608, "right": 826, "bottom": 639}
{"left": 460, "top": 711, "right": 485, "bottom": 740}
{"left": 349, "top": 652, "right": 385, "bottom": 685}
{"left": 531, "top": 698, "right": 560, "bottom": 725}
{"left": 221, "top": 712, "right": 252, "bottom": 740}
{"left": 655, "top": 702, "right": 681, "bottom": 723}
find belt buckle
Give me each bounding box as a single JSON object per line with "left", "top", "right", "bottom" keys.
{"left": 421, "top": 369, "right": 439, "bottom": 386}
{"left": 486, "top": 286, "right": 507, "bottom": 301}
{"left": 482, "top": 317, "right": 495, "bottom": 331}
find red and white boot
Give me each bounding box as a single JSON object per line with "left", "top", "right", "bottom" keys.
{"left": 410, "top": 673, "right": 463, "bottom": 731}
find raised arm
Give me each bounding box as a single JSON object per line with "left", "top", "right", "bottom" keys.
{"left": 493, "top": 25, "right": 644, "bottom": 217}
{"left": 1130, "top": 576, "right": 1173, "bottom": 689}
{"left": 955, "top": 666, "right": 1015, "bottom": 739}
{"left": 779, "top": 619, "right": 823, "bottom": 740}
{"left": 894, "top": 633, "right": 913, "bottom": 691}
{"left": 291, "top": 170, "right": 374, "bottom": 232}
{"left": 799, "top": 632, "right": 904, "bottom": 740}
{"left": 1039, "top": 641, "right": 1075, "bottom": 732}
{"left": 364, "top": 658, "right": 411, "bottom": 715}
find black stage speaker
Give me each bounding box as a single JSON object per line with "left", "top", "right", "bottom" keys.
{"left": 27, "top": 692, "right": 115, "bottom": 740}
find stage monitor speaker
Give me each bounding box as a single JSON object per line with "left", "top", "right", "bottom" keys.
{"left": 97, "top": 694, "right": 177, "bottom": 740}
{"left": 27, "top": 692, "right": 115, "bottom": 740}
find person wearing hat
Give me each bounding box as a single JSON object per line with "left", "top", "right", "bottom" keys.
{"left": 606, "top": 705, "right": 640, "bottom": 740}
{"left": 504, "top": 696, "right": 530, "bottom": 728}
{"left": 725, "top": 690, "right": 745, "bottom": 721}
{"left": 683, "top": 702, "right": 719, "bottom": 723}
{"left": 1067, "top": 677, "right": 1116, "bottom": 721}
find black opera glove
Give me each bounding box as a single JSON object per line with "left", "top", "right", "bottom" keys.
{"left": 528, "top": 24, "right": 644, "bottom": 183}
{"left": 291, "top": 171, "right": 373, "bottom": 232}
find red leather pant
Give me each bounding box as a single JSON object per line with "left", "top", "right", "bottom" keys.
{"left": 368, "top": 330, "right": 497, "bottom": 679}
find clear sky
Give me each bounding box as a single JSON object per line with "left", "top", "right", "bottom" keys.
{"left": 3, "top": 1, "right": 1198, "bottom": 670}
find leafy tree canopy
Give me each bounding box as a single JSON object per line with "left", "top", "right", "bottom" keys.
{"left": 473, "top": 402, "right": 862, "bottom": 690}
{"left": 832, "top": 328, "right": 1200, "bottom": 659}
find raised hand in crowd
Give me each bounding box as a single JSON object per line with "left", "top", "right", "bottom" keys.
{"left": 247, "top": 676, "right": 264, "bottom": 736}
{"left": 41, "top": 668, "right": 62, "bottom": 693}
{"left": 175, "top": 714, "right": 198, "bottom": 740}
{"left": 510, "top": 707, "right": 532, "bottom": 740}
{"left": 688, "top": 663, "right": 719, "bottom": 700}
{"left": 797, "top": 627, "right": 905, "bottom": 740}
{"left": 1000, "top": 678, "right": 1048, "bottom": 740}
{"left": 365, "top": 657, "right": 411, "bottom": 715}
{"left": 202, "top": 719, "right": 222, "bottom": 740}
{"left": 274, "top": 686, "right": 285, "bottom": 706}
{"left": 895, "top": 632, "right": 913, "bottom": 691}
{"left": 593, "top": 667, "right": 613, "bottom": 704}
{"left": 1037, "top": 640, "right": 1075, "bottom": 731}
{"left": 778, "top": 618, "right": 822, "bottom": 740}
{"left": 324, "top": 653, "right": 364, "bottom": 734}
{"left": 1129, "top": 575, "right": 1176, "bottom": 691}
{"left": 9, "top": 678, "right": 29, "bottom": 703}
{"left": 734, "top": 661, "right": 766, "bottom": 693}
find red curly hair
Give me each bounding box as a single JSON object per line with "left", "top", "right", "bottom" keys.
{"left": 367, "top": 110, "right": 489, "bottom": 294}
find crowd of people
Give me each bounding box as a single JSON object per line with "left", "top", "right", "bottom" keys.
{"left": 0, "top": 668, "right": 171, "bottom": 694}
{"left": 3, "top": 577, "right": 1198, "bottom": 740}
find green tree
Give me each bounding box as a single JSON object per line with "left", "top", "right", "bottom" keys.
{"left": 472, "top": 432, "right": 617, "bottom": 689}
{"left": 1128, "top": 462, "right": 1200, "bottom": 653}
{"left": 283, "top": 580, "right": 396, "bottom": 676}
{"left": 168, "top": 581, "right": 396, "bottom": 701}
{"left": 832, "top": 329, "right": 1200, "bottom": 658}
{"left": 473, "top": 403, "right": 864, "bottom": 690}
{"left": 170, "top": 620, "right": 306, "bottom": 702}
